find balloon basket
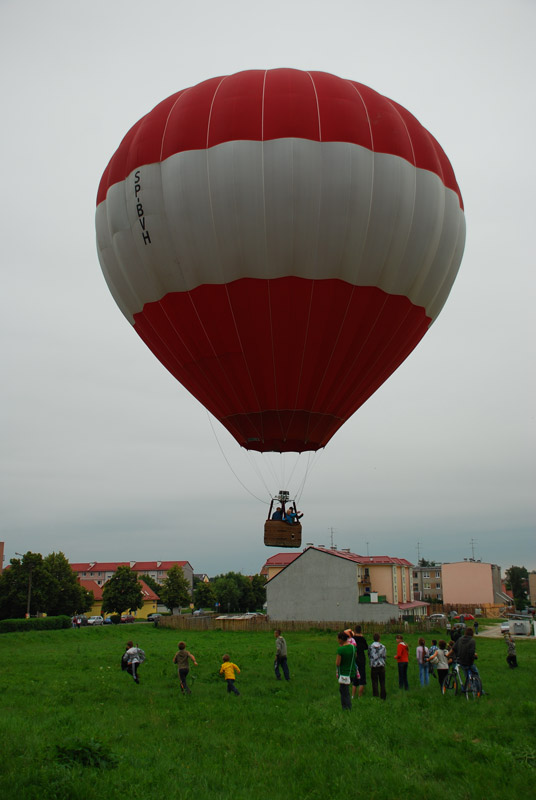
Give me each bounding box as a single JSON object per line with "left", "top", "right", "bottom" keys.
{"left": 264, "top": 521, "right": 302, "bottom": 548}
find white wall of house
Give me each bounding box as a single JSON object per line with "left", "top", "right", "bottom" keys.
{"left": 266, "top": 548, "right": 400, "bottom": 622}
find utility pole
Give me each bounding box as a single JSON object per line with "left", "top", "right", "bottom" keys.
{"left": 470, "top": 538, "right": 477, "bottom": 561}
{"left": 416, "top": 541, "right": 421, "bottom": 564}
{"left": 329, "top": 527, "right": 335, "bottom": 548}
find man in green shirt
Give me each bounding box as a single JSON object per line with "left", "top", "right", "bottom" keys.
{"left": 336, "top": 631, "right": 355, "bottom": 710}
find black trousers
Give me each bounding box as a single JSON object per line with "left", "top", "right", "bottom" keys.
{"left": 371, "top": 666, "right": 386, "bottom": 699}
{"left": 339, "top": 682, "right": 352, "bottom": 710}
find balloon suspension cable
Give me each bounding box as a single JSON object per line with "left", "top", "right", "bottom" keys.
{"left": 294, "top": 449, "right": 324, "bottom": 505}
{"left": 205, "top": 412, "right": 270, "bottom": 504}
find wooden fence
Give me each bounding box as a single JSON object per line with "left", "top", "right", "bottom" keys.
{"left": 158, "top": 615, "right": 430, "bottom": 635}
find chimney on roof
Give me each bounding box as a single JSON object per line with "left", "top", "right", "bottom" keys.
{"left": 341, "top": 548, "right": 350, "bottom": 552}
{"left": 330, "top": 546, "right": 337, "bottom": 550}
{"left": 318, "top": 544, "right": 325, "bottom": 548}
{"left": 157, "top": 561, "right": 161, "bottom": 567}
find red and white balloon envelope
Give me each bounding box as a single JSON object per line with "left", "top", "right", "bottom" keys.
{"left": 96, "top": 68, "right": 465, "bottom": 465}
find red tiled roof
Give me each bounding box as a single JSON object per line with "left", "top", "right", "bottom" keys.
{"left": 133, "top": 561, "right": 189, "bottom": 571}
{"left": 265, "top": 546, "right": 414, "bottom": 580}
{"left": 399, "top": 601, "right": 429, "bottom": 609}
{"left": 139, "top": 580, "right": 159, "bottom": 600}
{"left": 77, "top": 578, "right": 159, "bottom": 601}
{"left": 265, "top": 547, "right": 413, "bottom": 570}
{"left": 69, "top": 561, "right": 190, "bottom": 573}
{"left": 79, "top": 579, "right": 103, "bottom": 600}
{"left": 264, "top": 552, "right": 302, "bottom": 566}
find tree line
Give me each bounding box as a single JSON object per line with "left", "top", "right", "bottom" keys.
{"left": 0, "top": 552, "right": 267, "bottom": 619}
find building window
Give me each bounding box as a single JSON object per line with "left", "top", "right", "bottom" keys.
{"left": 435, "top": 571, "right": 441, "bottom": 579}
{"left": 423, "top": 572, "right": 430, "bottom": 579}
{"left": 424, "top": 582, "right": 431, "bottom": 589}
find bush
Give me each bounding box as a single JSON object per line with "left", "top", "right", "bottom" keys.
{"left": 0, "top": 615, "right": 72, "bottom": 633}
{"left": 110, "top": 614, "right": 121, "bottom": 625}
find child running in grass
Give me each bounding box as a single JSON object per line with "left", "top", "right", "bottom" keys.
{"left": 172, "top": 641, "right": 198, "bottom": 694}
{"left": 219, "top": 654, "right": 241, "bottom": 695}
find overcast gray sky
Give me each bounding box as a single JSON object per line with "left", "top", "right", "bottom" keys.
{"left": 2, "top": 0, "right": 535, "bottom": 577}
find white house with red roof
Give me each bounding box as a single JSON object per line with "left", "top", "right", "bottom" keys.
{"left": 265, "top": 546, "right": 424, "bottom": 622}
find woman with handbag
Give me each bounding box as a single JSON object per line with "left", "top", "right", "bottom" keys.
{"left": 336, "top": 631, "right": 356, "bottom": 711}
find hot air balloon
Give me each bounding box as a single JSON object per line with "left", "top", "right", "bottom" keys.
{"left": 96, "top": 68, "right": 465, "bottom": 547}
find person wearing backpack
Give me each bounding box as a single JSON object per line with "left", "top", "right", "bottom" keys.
{"left": 416, "top": 638, "right": 430, "bottom": 687}
{"left": 124, "top": 640, "right": 144, "bottom": 684}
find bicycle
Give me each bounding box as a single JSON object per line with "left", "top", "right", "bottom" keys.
{"left": 442, "top": 661, "right": 463, "bottom": 696}
{"left": 460, "top": 664, "right": 482, "bottom": 700}
{"left": 442, "top": 661, "right": 482, "bottom": 700}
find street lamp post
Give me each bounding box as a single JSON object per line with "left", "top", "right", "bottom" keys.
{"left": 15, "top": 553, "right": 33, "bottom": 618}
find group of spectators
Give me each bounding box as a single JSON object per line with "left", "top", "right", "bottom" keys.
{"left": 336, "top": 626, "right": 491, "bottom": 710}
{"left": 121, "top": 624, "right": 518, "bottom": 707}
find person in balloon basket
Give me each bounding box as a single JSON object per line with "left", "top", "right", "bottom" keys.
{"left": 336, "top": 631, "right": 356, "bottom": 710}
{"left": 220, "top": 654, "right": 241, "bottom": 695}
{"left": 285, "top": 507, "right": 303, "bottom": 525}
{"left": 271, "top": 506, "right": 283, "bottom": 521}
{"left": 274, "top": 629, "right": 290, "bottom": 681}
{"left": 394, "top": 635, "right": 409, "bottom": 690}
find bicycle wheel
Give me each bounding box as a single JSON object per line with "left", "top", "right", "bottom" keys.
{"left": 442, "top": 671, "right": 458, "bottom": 696}
{"left": 466, "top": 675, "right": 482, "bottom": 700}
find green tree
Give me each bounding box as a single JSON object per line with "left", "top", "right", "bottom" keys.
{"left": 250, "top": 574, "right": 267, "bottom": 609}
{"left": 139, "top": 573, "right": 161, "bottom": 595}
{"left": 101, "top": 566, "right": 143, "bottom": 615}
{"left": 159, "top": 565, "right": 191, "bottom": 612}
{"left": 193, "top": 580, "right": 216, "bottom": 609}
{"left": 212, "top": 572, "right": 261, "bottom": 613}
{"left": 0, "top": 552, "right": 50, "bottom": 619}
{"left": 505, "top": 566, "right": 529, "bottom": 610}
{"left": 42, "top": 552, "right": 93, "bottom": 615}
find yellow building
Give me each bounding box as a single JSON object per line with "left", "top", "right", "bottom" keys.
{"left": 79, "top": 578, "right": 159, "bottom": 620}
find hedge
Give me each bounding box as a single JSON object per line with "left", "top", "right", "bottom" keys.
{"left": 0, "top": 615, "right": 73, "bottom": 633}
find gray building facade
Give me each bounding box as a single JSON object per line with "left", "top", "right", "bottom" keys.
{"left": 266, "top": 547, "right": 401, "bottom": 623}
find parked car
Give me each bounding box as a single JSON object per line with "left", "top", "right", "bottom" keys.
{"left": 87, "top": 616, "right": 104, "bottom": 626}
{"left": 120, "top": 614, "right": 135, "bottom": 623}
{"left": 500, "top": 621, "right": 510, "bottom": 633}
{"left": 427, "top": 613, "right": 447, "bottom": 623}
{"left": 103, "top": 617, "right": 113, "bottom": 625}
{"left": 147, "top": 613, "right": 161, "bottom": 622}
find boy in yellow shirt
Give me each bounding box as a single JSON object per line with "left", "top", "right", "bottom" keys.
{"left": 219, "top": 654, "right": 241, "bottom": 695}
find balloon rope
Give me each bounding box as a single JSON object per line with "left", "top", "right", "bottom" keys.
{"left": 206, "top": 412, "right": 269, "bottom": 504}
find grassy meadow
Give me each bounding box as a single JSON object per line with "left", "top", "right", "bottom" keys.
{"left": 0, "top": 624, "right": 534, "bottom": 799}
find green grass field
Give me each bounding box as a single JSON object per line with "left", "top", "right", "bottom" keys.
{"left": 0, "top": 625, "right": 534, "bottom": 799}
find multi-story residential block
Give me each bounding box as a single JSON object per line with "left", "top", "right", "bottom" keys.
{"left": 412, "top": 565, "right": 443, "bottom": 601}
{"left": 442, "top": 560, "right": 507, "bottom": 605}
{"left": 70, "top": 560, "right": 194, "bottom": 591}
